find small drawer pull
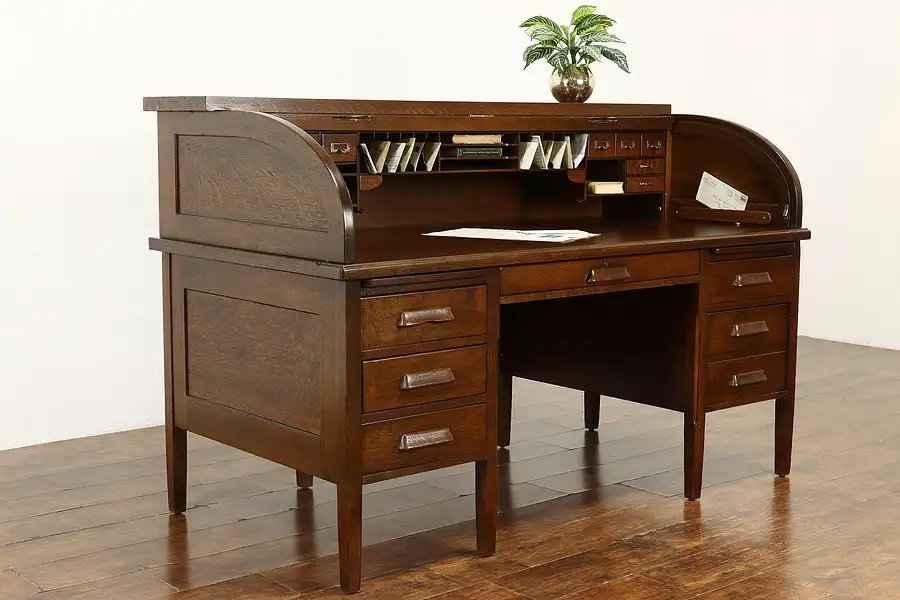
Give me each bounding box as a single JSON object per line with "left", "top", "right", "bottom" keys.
{"left": 589, "top": 117, "right": 618, "bottom": 123}
{"left": 620, "top": 141, "right": 636, "bottom": 150}
{"left": 400, "top": 368, "right": 456, "bottom": 390}
{"left": 398, "top": 427, "right": 454, "bottom": 451}
{"left": 646, "top": 141, "right": 663, "bottom": 150}
{"left": 729, "top": 370, "right": 768, "bottom": 388}
{"left": 586, "top": 263, "right": 631, "bottom": 284}
{"left": 593, "top": 141, "right": 610, "bottom": 151}
{"left": 639, "top": 181, "right": 652, "bottom": 187}
{"left": 329, "top": 142, "right": 352, "bottom": 154}
{"left": 397, "top": 307, "right": 454, "bottom": 327}
{"left": 638, "top": 163, "right": 651, "bottom": 169}
{"left": 732, "top": 272, "right": 773, "bottom": 288}
{"left": 731, "top": 320, "right": 769, "bottom": 337}
{"left": 332, "top": 114, "right": 371, "bottom": 121}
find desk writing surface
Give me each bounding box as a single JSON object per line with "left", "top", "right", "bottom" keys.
{"left": 346, "top": 219, "right": 810, "bottom": 279}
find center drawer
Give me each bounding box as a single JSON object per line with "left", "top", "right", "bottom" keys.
{"left": 500, "top": 251, "right": 700, "bottom": 296}
{"left": 362, "top": 345, "right": 487, "bottom": 413}
{"left": 361, "top": 286, "right": 487, "bottom": 350}
{"left": 362, "top": 404, "right": 487, "bottom": 474}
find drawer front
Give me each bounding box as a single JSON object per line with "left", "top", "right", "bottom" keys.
{"left": 626, "top": 175, "right": 665, "bottom": 193}
{"left": 641, "top": 133, "right": 667, "bottom": 157}
{"left": 627, "top": 158, "right": 665, "bottom": 175}
{"left": 363, "top": 345, "right": 487, "bottom": 413}
{"left": 706, "top": 256, "right": 798, "bottom": 305}
{"left": 705, "top": 352, "right": 787, "bottom": 409}
{"left": 501, "top": 251, "right": 699, "bottom": 296}
{"left": 362, "top": 404, "right": 486, "bottom": 474}
{"left": 361, "top": 286, "right": 487, "bottom": 350}
{"left": 322, "top": 133, "right": 357, "bottom": 163}
{"left": 707, "top": 305, "right": 789, "bottom": 358}
{"left": 615, "top": 133, "right": 641, "bottom": 157}
{"left": 588, "top": 133, "right": 615, "bottom": 158}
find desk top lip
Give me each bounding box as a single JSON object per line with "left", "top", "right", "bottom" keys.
{"left": 142, "top": 96, "right": 672, "bottom": 117}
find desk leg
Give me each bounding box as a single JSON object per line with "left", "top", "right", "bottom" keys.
{"left": 498, "top": 372, "right": 512, "bottom": 448}
{"left": 684, "top": 411, "right": 705, "bottom": 501}
{"left": 166, "top": 424, "right": 187, "bottom": 514}
{"left": 338, "top": 481, "right": 362, "bottom": 594}
{"left": 584, "top": 393, "right": 601, "bottom": 431}
{"left": 475, "top": 458, "right": 497, "bottom": 555}
{"left": 775, "top": 395, "right": 795, "bottom": 476}
{"left": 296, "top": 471, "right": 313, "bottom": 489}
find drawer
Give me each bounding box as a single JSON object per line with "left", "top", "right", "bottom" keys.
{"left": 361, "top": 286, "right": 487, "bottom": 350}
{"left": 626, "top": 175, "right": 665, "bottom": 193}
{"left": 707, "top": 304, "right": 789, "bottom": 358}
{"left": 704, "top": 351, "right": 787, "bottom": 410}
{"left": 322, "top": 133, "right": 357, "bottom": 163}
{"left": 706, "top": 256, "right": 797, "bottom": 305}
{"left": 362, "top": 404, "right": 486, "bottom": 474}
{"left": 501, "top": 251, "right": 699, "bottom": 296}
{"left": 615, "top": 133, "right": 641, "bottom": 157}
{"left": 641, "top": 133, "right": 667, "bottom": 157}
{"left": 627, "top": 158, "right": 665, "bottom": 175}
{"left": 363, "top": 345, "right": 487, "bottom": 413}
{"left": 588, "top": 133, "right": 615, "bottom": 158}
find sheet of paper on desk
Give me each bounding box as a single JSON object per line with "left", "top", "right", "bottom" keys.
{"left": 424, "top": 228, "right": 600, "bottom": 243}
{"left": 696, "top": 171, "right": 749, "bottom": 211}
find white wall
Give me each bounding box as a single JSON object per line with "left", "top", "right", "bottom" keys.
{"left": 1, "top": 0, "right": 898, "bottom": 451}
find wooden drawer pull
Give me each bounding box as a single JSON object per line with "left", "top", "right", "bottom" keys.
{"left": 586, "top": 263, "right": 631, "bottom": 284}
{"left": 732, "top": 272, "right": 773, "bottom": 288}
{"left": 397, "top": 307, "right": 454, "bottom": 327}
{"left": 731, "top": 320, "right": 770, "bottom": 338}
{"left": 729, "top": 370, "right": 768, "bottom": 387}
{"left": 398, "top": 427, "right": 454, "bottom": 451}
{"left": 400, "top": 368, "right": 456, "bottom": 390}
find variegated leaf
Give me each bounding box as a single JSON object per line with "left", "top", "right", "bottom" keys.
{"left": 523, "top": 43, "right": 556, "bottom": 68}
{"left": 597, "top": 45, "right": 631, "bottom": 73}
{"left": 581, "top": 30, "right": 624, "bottom": 44}
{"left": 571, "top": 5, "right": 596, "bottom": 26}
{"left": 520, "top": 15, "right": 563, "bottom": 37}
{"left": 575, "top": 13, "right": 614, "bottom": 35}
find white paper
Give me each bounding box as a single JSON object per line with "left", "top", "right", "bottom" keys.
{"left": 424, "top": 228, "right": 599, "bottom": 243}
{"left": 572, "top": 133, "right": 588, "bottom": 168}
{"left": 696, "top": 171, "right": 749, "bottom": 211}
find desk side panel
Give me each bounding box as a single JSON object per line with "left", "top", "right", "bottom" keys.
{"left": 670, "top": 115, "right": 803, "bottom": 229}
{"left": 157, "top": 110, "right": 355, "bottom": 262}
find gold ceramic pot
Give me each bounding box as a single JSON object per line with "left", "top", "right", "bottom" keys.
{"left": 550, "top": 65, "right": 595, "bottom": 103}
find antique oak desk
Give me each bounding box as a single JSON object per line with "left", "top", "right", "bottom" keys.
{"left": 144, "top": 97, "right": 810, "bottom": 593}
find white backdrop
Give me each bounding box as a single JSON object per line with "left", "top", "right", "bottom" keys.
{"left": 1, "top": 0, "right": 898, "bottom": 450}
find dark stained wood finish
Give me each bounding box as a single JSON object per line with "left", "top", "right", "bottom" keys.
{"left": 362, "top": 346, "right": 487, "bottom": 413}
{"left": 144, "top": 98, "right": 809, "bottom": 592}
{"left": 360, "top": 287, "right": 487, "bottom": 350}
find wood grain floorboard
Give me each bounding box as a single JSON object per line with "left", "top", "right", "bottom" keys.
{"left": 0, "top": 337, "right": 897, "bottom": 599}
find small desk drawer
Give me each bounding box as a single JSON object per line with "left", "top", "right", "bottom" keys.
{"left": 322, "top": 133, "right": 357, "bottom": 163}
{"left": 706, "top": 256, "right": 797, "bottom": 305}
{"left": 626, "top": 175, "right": 665, "bottom": 193}
{"left": 707, "top": 305, "right": 789, "bottom": 358}
{"left": 641, "top": 133, "right": 667, "bottom": 157}
{"left": 627, "top": 159, "right": 665, "bottom": 175}
{"left": 501, "top": 251, "right": 699, "bottom": 297}
{"left": 363, "top": 345, "right": 487, "bottom": 413}
{"left": 588, "top": 134, "right": 615, "bottom": 157}
{"left": 362, "top": 404, "right": 486, "bottom": 474}
{"left": 705, "top": 351, "right": 787, "bottom": 410}
{"left": 615, "top": 133, "right": 641, "bottom": 157}
{"left": 361, "top": 286, "right": 487, "bottom": 350}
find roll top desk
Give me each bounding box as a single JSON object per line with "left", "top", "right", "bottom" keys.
{"left": 144, "top": 97, "right": 810, "bottom": 593}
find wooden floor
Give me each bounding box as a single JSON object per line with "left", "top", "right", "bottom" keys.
{"left": 1, "top": 337, "right": 899, "bottom": 599}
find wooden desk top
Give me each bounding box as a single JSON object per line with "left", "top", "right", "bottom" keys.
{"left": 347, "top": 220, "right": 810, "bottom": 279}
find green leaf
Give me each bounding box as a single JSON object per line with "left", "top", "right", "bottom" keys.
{"left": 575, "top": 13, "right": 614, "bottom": 34}
{"left": 581, "top": 30, "right": 624, "bottom": 44}
{"left": 571, "top": 5, "right": 596, "bottom": 26}
{"left": 547, "top": 49, "right": 570, "bottom": 73}
{"left": 528, "top": 26, "right": 563, "bottom": 43}
{"left": 520, "top": 15, "right": 563, "bottom": 37}
{"left": 522, "top": 43, "right": 556, "bottom": 69}
{"left": 597, "top": 45, "right": 631, "bottom": 73}
{"left": 581, "top": 44, "right": 604, "bottom": 64}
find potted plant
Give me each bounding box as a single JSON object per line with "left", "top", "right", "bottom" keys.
{"left": 520, "top": 5, "right": 630, "bottom": 102}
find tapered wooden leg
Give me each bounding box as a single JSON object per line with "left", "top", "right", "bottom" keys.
{"left": 338, "top": 481, "right": 362, "bottom": 594}
{"left": 296, "top": 471, "right": 313, "bottom": 489}
{"left": 166, "top": 424, "right": 187, "bottom": 514}
{"left": 775, "top": 395, "right": 795, "bottom": 476}
{"left": 584, "top": 392, "right": 601, "bottom": 431}
{"left": 684, "top": 410, "right": 705, "bottom": 501}
{"left": 475, "top": 458, "right": 497, "bottom": 555}
{"left": 497, "top": 372, "right": 512, "bottom": 448}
